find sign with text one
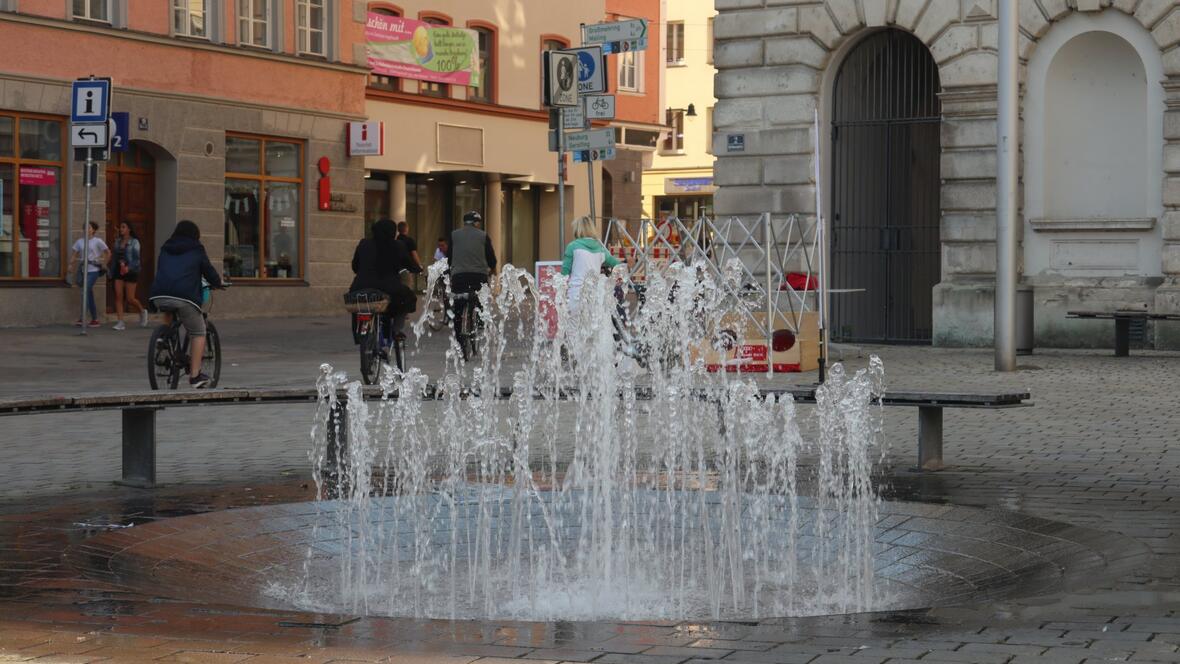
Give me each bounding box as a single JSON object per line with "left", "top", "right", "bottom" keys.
{"left": 544, "top": 50, "right": 578, "bottom": 107}
{"left": 569, "top": 46, "right": 606, "bottom": 95}
{"left": 366, "top": 13, "right": 480, "bottom": 86}
{"left": 347, "top": 121, "right": 384, "bottom": 156}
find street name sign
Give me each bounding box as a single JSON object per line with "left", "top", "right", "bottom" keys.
{"left": 582, "top": 19, "right": 648, "bottom": 53}
{"left": 564, "top": 127, "right": 614, "bottom": 153}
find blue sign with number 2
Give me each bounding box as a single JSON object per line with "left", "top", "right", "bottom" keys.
{"left": 110, "top": 112, "right": 130, "bottom": 153}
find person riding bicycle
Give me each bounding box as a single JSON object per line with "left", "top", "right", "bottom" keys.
{"left": 349, "top": 218, "right": 419, "bottom": 339}
{"left": 562, "top": 216, "right": 620, "bottom": 314}
{"left": 148, "top": 220, "right": 224, "bottom": 389}
{"left": 445, "top": 210, "right": 497, "bottom": 337}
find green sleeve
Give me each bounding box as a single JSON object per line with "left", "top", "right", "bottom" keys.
{"left": 561, "top": 241, "right": 574, "bottom": 276}
{"left": 601, "top": 241, "right": 621, "bottom": 269}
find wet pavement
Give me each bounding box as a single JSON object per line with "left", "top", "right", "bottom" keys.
{"left": 1, "top": 317, "right": 1180, "bottom": 661}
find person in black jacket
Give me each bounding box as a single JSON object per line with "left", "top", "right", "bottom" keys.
{"left": 149, "top": 220, "right": 224, "bottom": 388}
{"left": 350, "top": 218, "right": 420, "bottom": 336}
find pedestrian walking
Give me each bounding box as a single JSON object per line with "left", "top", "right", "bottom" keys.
{"left": 68, "top": 221, "right": 110, "bottom": 328}
{"left": 110, "top": 221, "right": 147, "bottom": 330}
{"left": 433, "top": 237, "right": 447, "bottom": 263}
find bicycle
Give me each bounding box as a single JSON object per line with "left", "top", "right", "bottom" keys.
{"left": 451, "top": 290, "right": 481, "bottom": 362}
{"left": 424, "top": 276, "right": 448, "bottom": 332}
{"left": 147, "top": 285, "right": 224, "bottom": 390}
{"left": 345, "top": 289, "right": 406, "bottom": 385}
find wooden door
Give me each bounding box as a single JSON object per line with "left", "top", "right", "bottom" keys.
{"left": 105, "top": 147, "right": 155, "bottom": 312}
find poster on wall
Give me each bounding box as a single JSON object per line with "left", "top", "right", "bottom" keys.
{"left": 366, "top": 12, "right": 480, "bottom": 86}
{"left": 19, "top": 167, "right": 56, "bottom": 186}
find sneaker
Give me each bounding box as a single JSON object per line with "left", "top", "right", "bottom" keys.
{"left": 189, "top": 372, "right": 212, "bottom": 389}
{"left": 87, "top": 319, "right": 101, "bottom": 328}
{"left": 139, "top": 310, "right": 149, "bottom": 327}
{"left": 112, "top": 321, "right": 126, "bottom": 331}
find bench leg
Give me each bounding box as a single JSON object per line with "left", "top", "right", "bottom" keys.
{"left": 1115, "top": 318, "right": 1130, "bottom": 357}
{"left": 917, "top": 406, "right": 944, "bottom": 471}
{"left": 119, "top": 407, "right": 157, "bottom": 488}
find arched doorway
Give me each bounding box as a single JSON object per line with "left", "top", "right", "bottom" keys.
{"left": 105, "top": 143, "right": 156, "bottom": 313}
{"left": 830, "top": 29, "right": 941, "bottom": 343}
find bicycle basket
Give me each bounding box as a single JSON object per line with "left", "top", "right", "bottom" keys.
{"left": 343, "top": 290, "right": 391, "bottom": 314}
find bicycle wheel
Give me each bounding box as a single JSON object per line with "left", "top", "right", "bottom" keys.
{"left": 359, "top": 320, "right": 381, "bottom": 385}
{"left": 204, "top": 321, "right": 222, "bottom": 388}
{"left": 147, "top": 324, "right": 179, "bottom": 390}
{"left": 459, "top": 302, "right": 475, "bottom": 362}
{"left": 426, "top": 297, "right": 447, "bottom": 332}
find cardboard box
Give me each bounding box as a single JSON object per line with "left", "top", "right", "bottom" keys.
{"left": 695, "top": 310, "right": 819, "bottom": 373}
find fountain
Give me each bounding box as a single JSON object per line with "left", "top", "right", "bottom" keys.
{"left": 289, "top": 263, "right": 888, "bottom": 621}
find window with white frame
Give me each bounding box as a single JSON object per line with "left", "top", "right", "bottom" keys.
{"left": 662, "top": 109, "right": 685, "bottom": 153}
{"left": 73, "top": 0, "right": 110, "bottom": 22}
{"left": 239, "top": 0, "right": 271, "bottom": 48}
{"left": 666, "top": 21, "right": 684, "bottom": 65}
{"left": 173, "top": 0, "right": 207, "bottom": 38}
{"left": 297, "top": 0, "right": 326, "bottom": 56}
{"left": 618, "top": 49, "right": 640, "bottom": 92}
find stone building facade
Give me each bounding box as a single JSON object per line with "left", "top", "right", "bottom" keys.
{"left": 713, "top": 0, "right": 1180, "bottom": 348}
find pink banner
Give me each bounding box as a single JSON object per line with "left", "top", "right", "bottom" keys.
{"left": 19, "top": 167, "right": 56, "bottom": 186}
{"left": 366, "top": 13, "right": 480, "bottom": 86}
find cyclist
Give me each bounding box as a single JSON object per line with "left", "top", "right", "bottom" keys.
{"left": 148, "top": 220, "right": 224, "bottom": 389}
{"left": 349, "top": 218, "right": 419, "bottom": 341}
{"left": 445, "top": 210, "right": 497, "bottom": 337}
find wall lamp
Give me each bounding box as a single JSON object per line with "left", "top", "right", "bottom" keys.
{"left": 667, "top": 103, "right": 697, "bottom": 117}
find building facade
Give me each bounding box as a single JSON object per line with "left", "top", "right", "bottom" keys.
{"left": 713, "top": 0, "right": 1180, "bottom": 349}
{"left": 602, "top": 0, "right": 664, "bottom": 226}
{"left": 643, "top": 0, "right": 716, "bottom": 224}
{"left": 360, "top": 0, "right": 605, "bottom": 273}
{"left": 0, "top": 0, "right": 370, "bottom": 326}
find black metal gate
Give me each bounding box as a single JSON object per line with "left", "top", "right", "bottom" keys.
{"left": 831, "top": 30, "right": 941, "bottom": 343}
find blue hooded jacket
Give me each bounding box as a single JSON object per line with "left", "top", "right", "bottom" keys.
{"left": 149, "top": 236, "right": 223, "bottom": 307}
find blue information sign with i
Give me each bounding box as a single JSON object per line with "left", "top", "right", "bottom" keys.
{"left": 70, "top": 79, "right": 111, "bottom": 124}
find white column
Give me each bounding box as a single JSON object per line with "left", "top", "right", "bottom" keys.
{"left": 390, "top": 172, "right": 407, "bottom": 222}
{"left": 486, "top": 174, "right": 504, "bottom": 266}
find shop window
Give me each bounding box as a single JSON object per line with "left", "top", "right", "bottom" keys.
{"left": 469, "top": 25, "right": 495, "bottom": 103}
{"left": 666, "top": 21, "right": 684, "bottom": 65}
{"left": 297, "top": 0, "right": 326, "bottom": 57}
{"left": 419, "top": 15, "right": 450, "bottom": 98}
{"left": 0, "top": 113, "right": 65, "bottom": 281}
{"left": 238, "top": 0, "right": 271, "bottom": 48}
{"left": 223, "top": 135, "right": 303, "bottom": 280}
{"left": 173, "top": 0, "right": 207, "bottom": 38}
{"left": 73, "top": 0, "right": 110, "bottom": 22}
{"left": 368, "top": 5, "right": 401, "bottom": 91}
{"left": 662, "top": 109, "right": 685, "bottom": 154}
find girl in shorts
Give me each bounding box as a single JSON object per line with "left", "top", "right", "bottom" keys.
{"left": 110, "top": 221, "right": 146, "bottom": 330}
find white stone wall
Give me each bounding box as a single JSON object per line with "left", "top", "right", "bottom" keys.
{"left": 713, "top": 0, "right": 1180, "bottom": 348}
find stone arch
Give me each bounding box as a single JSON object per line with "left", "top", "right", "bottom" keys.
{"left": 1022, "top": 10, "right": 1164, "bottom": 278}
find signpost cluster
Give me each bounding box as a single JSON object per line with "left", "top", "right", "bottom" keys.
{"left": 542, "top": 18, "right": 647, "bottom": 250}
{"left": 69, "top": 76, "right": 128, "bottom": 334}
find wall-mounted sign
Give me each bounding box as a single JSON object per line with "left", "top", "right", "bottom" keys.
{"left": 366, "top": 13, "right": 480, "bottom": 86}
{"left": 726, "top": 134, "right": 746, "bottom": 153}
{"left": 665, "top": 177, "right": 716, "bottom": 194}
{"left": 348, "top": 121, "right": 384, "bottom": 156}
{"left": 19, "top": 167, "right": 57, "bottom": 186}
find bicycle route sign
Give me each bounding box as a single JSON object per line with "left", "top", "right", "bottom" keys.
{"left": 582, "top": 18, "right": 648, "bottom": 54}
{"left": 584, "top": 94, "right": 616, "bottom": 121}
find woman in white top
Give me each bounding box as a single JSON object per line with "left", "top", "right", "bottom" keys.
{"left": 561, "top": 216, "right": 620, "bottom": 313}
{"left": 68, "top": 221, "right": 110, "bottom": 327}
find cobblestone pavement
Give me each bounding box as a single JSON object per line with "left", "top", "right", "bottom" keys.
{"left": 0, "top": 317, "right": 1179, "bottom": 662}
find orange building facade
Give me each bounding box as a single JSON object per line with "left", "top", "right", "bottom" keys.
{"left": 0, "top": 1, "right": 368, "bottom": 325}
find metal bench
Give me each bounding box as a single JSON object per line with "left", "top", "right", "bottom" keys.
{"left": 1066, "top": 310, "right": 1180, "bottom": 357}
{"left": 0, "top": 386, "right": 1031, "bottom": 486}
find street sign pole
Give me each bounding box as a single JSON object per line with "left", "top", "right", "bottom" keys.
{"left": 79, "top": 147, "right": 94, "bottom": 335}
{"left": 557, "top": 112, "right": 566, "bottom": 252}
{"left": 587, "top": 157, "right": 596, "bottom": 227}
